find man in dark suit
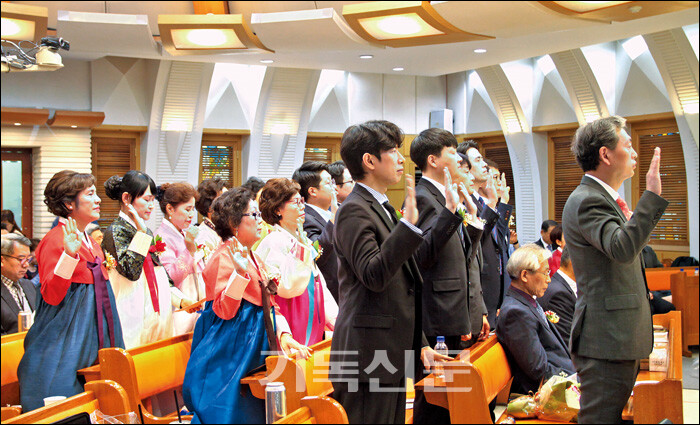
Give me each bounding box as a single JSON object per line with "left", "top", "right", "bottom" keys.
{"left": 292, "top": 161, "right": 340, "bottom": 302}
{"left": 409, "top": 128, "right": 480, "bottom": 423}
{"left": 485, "top": 159, "right": 515, "bottom": 305}
{"left": 538, "top": 246, "right": 577, "bottom": 343}
{"left": 534, "top": 220, "right": 557, "bottom": 252}
{"left": 1, "top": 233, "right": 38, "bottom": 335}
{"left": 328, "top": 160, "right": 355, "bottom": 205}
{"left": 563, "top": 115, "right": 668, "bottom": 423}
{"left": 456, "top": 152, "right": 496, "bottom": 349}
{"left": 496, "top": 244, "right": 576, "bottom": 395}
{"left": 460, "top": 140, "right": 511, "bottom": 328}
{"left": 330, "top": 120, "right": 449, "bottom": 424}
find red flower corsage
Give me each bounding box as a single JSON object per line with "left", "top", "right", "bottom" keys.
{"left": 149, "top": 235, "right": 167, "bottom": 256}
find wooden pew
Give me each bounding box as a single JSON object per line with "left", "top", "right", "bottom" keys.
{"left": 1, "top": 331, "right": 27, "bottom": 408}
{"left": 3, "top": 380, "right": 131, "bottom": 424}
{"left": 622, "top": 311, "right": 684, "bottom": 424}
{"left": 670, "top": 272, "right": 699, "bottom": 356}
{"left": 645, "top": 267, "right": 691, "bottom": 291}
{"left": 95, "top": 333, "right": 194, "bottom": 424}
{"left": 274, "top": 395, "right": 348, "bottom": 424}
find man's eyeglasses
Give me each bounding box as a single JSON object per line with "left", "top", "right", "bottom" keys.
{"left": 528, "top": 269, "right": 550, "bottom": 277}
{"left": 339, "top": 180, "right": 354, "bottom": 186}
{"left": 242, "top": 212, "right": 262, "bottom": 219}
{"left": 2, "top": 255, "right": 34, "bottom": 266}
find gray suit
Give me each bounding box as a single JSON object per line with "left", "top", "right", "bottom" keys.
{"left": 562, "top": 176, "right": 668, "bottom": 423}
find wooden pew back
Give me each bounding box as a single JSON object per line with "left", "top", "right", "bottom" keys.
{"left": 444, "top": 338, "right": 513, "bottom": 424}
{"left": 274, "top": 395, "right": 348, "bottom": 424}
{"left": 265, "top": 338, "right": 333, "bottom": 413}
{"left": 98, "top": 333, "right": 193, "bottom": 423}
{"left": 670, "top": 272, "right": 699, "bottom": 356}
{"left": 3, "top": 380, "right": 130, "bottom": 424}
{"left": 645, "top": 267, "right": 692, "bottom": 291}
{"left": 0, "top": 331, "right": 27, "bottom": 407}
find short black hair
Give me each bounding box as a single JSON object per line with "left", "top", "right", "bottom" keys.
{"left": 242, "top": 176, "right": 265, "bottom": 195}
{"left": 104, "top": 170, "right": 157, "bottom": 205}
{"left": 292, "top": 161, "right": 329, "bottom": 202}
{"left": 328, "top": 161, "right": 346, "bottom": 185}
{"left": 541, "top": 220, "right": 558, "bottom": 232}
{"left": 410, "top": 128, "right": 458, "bottom": 171}
{"left": 457, "top": 140, "right": 478, "bottom": 156}
{"left": 340, "top": 120, "right": 404, "bottom": 181}
{"left": 195, "top": 178, "right": 228, "bottom": 217}
{"left": 485, "top": 158, "right": 499, "bottom": 172}
{"left": 571, "top": 115, "right": 626, "bottom": 172}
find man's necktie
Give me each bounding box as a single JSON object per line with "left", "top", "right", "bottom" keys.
{"left": 616, "top": 197, "right": 633, "bottom": 221}
{"left": 382, "top": 201, "right": 398, "bottom": 224}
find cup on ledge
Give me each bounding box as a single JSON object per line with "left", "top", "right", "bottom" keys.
{"left": 43, "top": 396, "right": 67, "bottom": 406}
{"left": 17, "top": 312, "right": 33, "bottom": 333}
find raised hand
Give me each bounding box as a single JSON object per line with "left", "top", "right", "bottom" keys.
{"left": 184, "top": 226, "right": 198, "bottom": 255}
{"left": 444, "top": 167, "right": 459, "bottom": 213}
{"left": 62, "top": 217, "right": 82, "bottom": 257}
{"left": 483, "top": 174, "right": 498, "bottom": 209}
{"left": 228, "top": 245, "right": 249, "bottom": 275}
{"left": 330, "top": 188, "right": 339, "bottom": 223}
{"left": 403, "top": 174, "right": 419, "bottom": 225}
{"left": 499, "top": 173, "right": 510, "bottom": 205}
{"left": 126, "top": 204, "right": 148, "bottom": 233}
{"left": 459, "top": 182, "right": 478, "bottom": 217}
{"left": 646, "top": 147, "right": 662, "bottom": 196}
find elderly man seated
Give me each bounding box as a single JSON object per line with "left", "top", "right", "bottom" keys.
{"left": 496, "top": 244, "right": 575, "bottom": 395}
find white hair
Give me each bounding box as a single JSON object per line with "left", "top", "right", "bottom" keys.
{"left": 1, "top": 233, "right": 31, "bottom": 256}
{"left": 506, "top": 243, "right": 551, "bottom": 281}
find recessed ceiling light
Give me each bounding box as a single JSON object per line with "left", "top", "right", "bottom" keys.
{"left": 70, "top": 125, "right": 77, "bottom": 128}
{"left": 474, "top": 48, "right": 487, "bottom": 53}
{"left": 359, "top": 54, "right": 373, "bottom": 59}
{"left": 14, "top": 122, "right": 21, "bottom": 126}
{"left": 393, "top": 67, "right": 404, "bottom": 71}
{"left": 260, "top": 59, "right": 274, "bottom": 64}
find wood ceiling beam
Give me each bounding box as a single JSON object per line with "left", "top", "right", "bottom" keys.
{"left": 192, "top": 1, "right": 229, "bottom": 15}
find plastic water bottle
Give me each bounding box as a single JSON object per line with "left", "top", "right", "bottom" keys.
{"left": 434, "top": 336, "right": 448, "bottom": 379}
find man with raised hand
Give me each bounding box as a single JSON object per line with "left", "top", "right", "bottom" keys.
{"left": 563, "top": 115, "right": 667, "bottom": 424}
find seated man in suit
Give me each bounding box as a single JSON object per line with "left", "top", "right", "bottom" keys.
{"left": 1, "top": 233, "right": 38, "bottom": 334}
{"left": 539, "top": 246, "right": 576, "bottom": 343}
{"left": 292, "top": 161, "right": 340, "bottom": 303}
{"left": 496, "top": 244, "right": 575, "bottom": 395}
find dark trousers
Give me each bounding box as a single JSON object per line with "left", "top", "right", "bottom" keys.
{"left": 573, "top": 354, "right": 639, "bottom": 424}
{"left": 332, "top": 379, "right": 406, "bottom": 424}
{"left": 413, "top": 335, "right": 463, "bottom": 424}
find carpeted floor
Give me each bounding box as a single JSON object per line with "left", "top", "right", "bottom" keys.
{"left": 682, "top": 346, "right": 699, "bottom": 390}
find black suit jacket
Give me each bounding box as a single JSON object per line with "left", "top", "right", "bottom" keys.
{"left": 303, "top": 205, "right": 339, "bottom": 303}
{"left": 330, "top": 184, "right": 427, "bottom": 385}
{"left": 496, "top": 287, "right": 576, "bottom": 395}
{"left": 473, "top": 195, "right": 506, "bottom": 328}
{"left": 538, "top": 271, "right": 576, "bottom": 344}
{"left": 534, "top": 239, "right": 546, "bottom": 249}
{"left": 413, "top": 179, "right": 469, "bottom": 337}
{"left": 1, "top": 278, "right": 38, "bottom": 335}
{"left": 464, "top": 204, "right": 497, "bottom": 339}
{"left": 495, "top": 203, "right": 514, "bottom": 304}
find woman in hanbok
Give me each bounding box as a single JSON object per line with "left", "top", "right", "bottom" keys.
{"left": 155, "top": 182, "right": 205, "bottom": 335}
{"left": 183, "top": 187, "right": 310, "bottom": 424}
{"left": 17, "top": 170, "right": 124, "bottom": 411}
{"left": 102, "top": 171, "right": 191, "bottom": 349}
{"left": 255, "top": 178, "right": 338, "bottom": 347}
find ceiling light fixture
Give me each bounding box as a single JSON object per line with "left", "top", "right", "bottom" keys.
{"left": 474, "top": 48, "right": 487, "bottom": 53}
{"left": 393, "top": 67, "right": 404, "bottom": 71}
{"left": 0, "top": 2, "right": 48, "bottom": 43}
{"left": 342, "top": 1, "right": 492, "bottom": 48}
{"left": 158, "top": 14, "right": 273, "bottom": 55}
{"left": 537, "top": 1, "right": 696, "bottom": 22}
{"left": 359, "top": 54, "right": 374, "bottom": 59}
{"left": 260, "top": 59, "right": 274, "bottom": 64}
{"left": 14, "top": 122, "right": 21, "bottom": 126}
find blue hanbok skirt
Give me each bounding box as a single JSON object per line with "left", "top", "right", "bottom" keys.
{"left": 17, "top": 282, "right": 124, "bottom": 411}
{"left": 182, "top": 300, "right": 269, "bottom": 424}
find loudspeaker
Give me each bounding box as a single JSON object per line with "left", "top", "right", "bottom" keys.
{"left": 429, "top": 109, "right": 453, "bottom": 133}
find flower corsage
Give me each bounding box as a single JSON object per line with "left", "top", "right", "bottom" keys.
{"left": 544, "top": 310, "right": 560, "bottom": 324}
{"left": 149, "top": 235, "right": 167, "bottom": 257}
{"left": 396, "top": 208, "right": 405, "bottom": 222}
{"left": 196, "top": 242, "right": 213, "bottom": 262}
{"left": 103, "top": 252, "right": 117, "bottom": 271}
{"left": 457, "top": 206, "right": 486, "bottom": 227}
{"left": 312, "top": 240, "right": 323, "bottom": 260}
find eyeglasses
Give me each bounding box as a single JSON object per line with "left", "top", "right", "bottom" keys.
{"left": 2, "top": 255, "right": 34, "bottom": 266}
{"left": 339, "top": 180, "right": 354, "bottom": 186}
{"left": 287, "top": 198, "right": 304, "bottom": 207}
{"left": 528, "top": 269, "right": 550, "bottom": 277}
{"left": 242, "top": 211, "right": 262, "bottom": 219}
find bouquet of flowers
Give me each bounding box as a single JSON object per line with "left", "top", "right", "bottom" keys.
{"left": 534, "top": 373, "right": 580, "bottom": 422}
{"left": 506, "top": 393, "right": 537, "bottom": 419}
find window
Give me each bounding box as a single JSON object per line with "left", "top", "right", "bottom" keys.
{"left": 303, "top": 136, "right": 341, "bottom": 163}
{"left": 92, "top": 129, "right": 141, "bottom": 230}
{"left": 199, "top": 133, "right": 242, "bottom": 189}
{"left": 548, "top": 129, "right": 583, "bottom": 223}
{"left": 631, "top": 120, "right": 688, "bottom": 247}
{"left": 1, "top": 148, "right": 33, "bottom": 238}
